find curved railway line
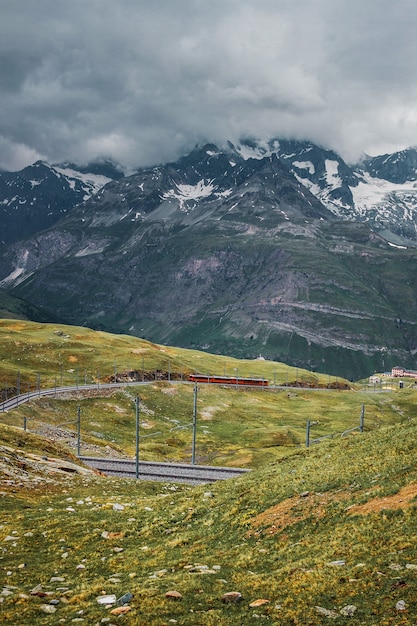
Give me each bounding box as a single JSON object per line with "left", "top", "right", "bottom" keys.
{"left": 0, "top": 375, "right": 340, "bottom": 414}
{"left": 0, "top": 377, "right": 346, "bottom": 482}
{"left": 0, "top": 382, "right": 141, "bottom": 412}
{"left": 1, "top": 381, "right": 252, "bottom": 483}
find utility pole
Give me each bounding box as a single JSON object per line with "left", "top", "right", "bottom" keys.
{"left": 135, "top": 395, "right": 140, "bottom": 478}
{"left": 77, "top": 406, "right": 81, "bottom": 456}
{"left": 191, "top": 383, "right": 198, "bottom": 465}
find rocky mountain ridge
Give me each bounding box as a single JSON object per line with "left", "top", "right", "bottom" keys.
{"left": 235, "top": 140, "right": 417, "bottom": 243}
{"left": 0, "top": 159, "right": 123, "bottom": 246}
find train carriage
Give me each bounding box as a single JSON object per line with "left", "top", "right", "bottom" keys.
{"left": 188, "top": 374, "right": 268, "bottom": 387}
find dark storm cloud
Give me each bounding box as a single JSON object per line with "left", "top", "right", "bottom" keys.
{"left": 1, "top": 0, "right": 417, "bottom": 170}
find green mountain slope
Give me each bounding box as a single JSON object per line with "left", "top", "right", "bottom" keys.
{"left": 0, "top": 290, "right": 53, "bottom": 322}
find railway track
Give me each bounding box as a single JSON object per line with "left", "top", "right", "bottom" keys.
{"left": 0, "top": 378, "right": 337, "bottom": 413}
{"left": 1, "top": 382, "right": 251, "bottom": 484}
{"left": 80, "top": 456, "right": 250, "bottom": 484}
{"left": 0, "top": 382, "right": 144, "bottom": 412}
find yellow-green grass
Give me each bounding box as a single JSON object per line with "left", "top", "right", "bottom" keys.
{"left": 0, "top": 318, "right": 342, "bottom": 393}
{"left": 2, "top": 381, "right": 416, "bottom": 469}
{"left": 1, "top": 319, "right": 415, "bottom": 469}
{"left": 2, "top": 417, "right": 417, "bottom": 624}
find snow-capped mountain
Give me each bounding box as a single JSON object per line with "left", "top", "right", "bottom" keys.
{"left": 2, "top": 141, "right": 417, "bottom": 248}
{"left": 233, "top": 139, "right": 417, "bottom": 243}
{"left": 3, "top": 140, "right": 417, "bottom": 380}
{"left": 2, "top": 141, "right": 417, "bottom": 380}
{"left": 0, "top": 160, "right": 122, "bottom": 246}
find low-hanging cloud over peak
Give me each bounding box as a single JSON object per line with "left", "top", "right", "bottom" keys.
{"left": 1, "top": 0, "right": 417, "bottom": 171}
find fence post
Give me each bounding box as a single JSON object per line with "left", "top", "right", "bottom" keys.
{"left": 306, "top": 419, "right": 311, "bottom": 448}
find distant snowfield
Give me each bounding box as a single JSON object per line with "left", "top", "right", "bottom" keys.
{"left": 234, "top": 140, "right": 280, "bottom": 161}
{"left": 53, "top": 166, "right": 112, "bottom": 195}
{"left": 351, "top": 172, "right": 417, "bottom": 209}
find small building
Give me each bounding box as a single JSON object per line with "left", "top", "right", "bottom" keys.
{"left": 391, "top": 366, "right": 417, "bottom": 378}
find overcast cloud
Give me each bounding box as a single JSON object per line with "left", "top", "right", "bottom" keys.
{"left": 1, "top": 0, "right": 417, "bottom": 170}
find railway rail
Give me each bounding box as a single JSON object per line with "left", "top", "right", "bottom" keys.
{"left": 80, "top": 456, "right": 250, "bottom": 484}
{"left": 0, "top": 376, "right": 341, "bottom": 413}
{"left": 0, "top": 382, "right": 142, "bottom": 412}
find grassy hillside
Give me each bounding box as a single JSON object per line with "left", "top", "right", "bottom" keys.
{"left": 2, "top": 319, "right": 417, "bottom": 623}
{"left": 2, "top": 378, "right": 414, "bottom": 468}
{"left": 2, "top": 417, "right": 417, "bottom": 624}
{"left": 0, "top": 318, "right": 331, "bottom": 392}
{"left": 0, "top": 319, "right": 412, "bottom": 467}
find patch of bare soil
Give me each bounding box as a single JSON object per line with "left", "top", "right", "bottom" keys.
{"left": 347, "top": 483, "right": 417, "bottom": 515}
{"left": 247, "top": 490, "right": 351, "bottom": 537}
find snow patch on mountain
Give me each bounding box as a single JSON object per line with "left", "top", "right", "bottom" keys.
{"left": 233, "top": 139, "right": 280, "bottom": 160}
{"left": 163, "top": 180, "right": 217, "bottom": 209}
{"left": 388, "top": 241, "right": 407, "bottom": 249}
{"left": 53, "top": 166, "right": 112, "bottom": 195}
{"left": 0, "top": 266, "right": 26, "bottom": 285}
{"left": 293, "top": 161, "right": 315, "bottom": 175}
{"left": 75, "top": 243, "right": 107, "bottom": 257}
{"left": 324, "top": 160, "right": 342, "bottom": 188}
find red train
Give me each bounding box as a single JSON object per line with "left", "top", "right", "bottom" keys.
{"left": 188, "top": 374, "right": 269, "bottom": 387}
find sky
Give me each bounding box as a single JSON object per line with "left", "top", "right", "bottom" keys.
{"left": 1, "top": 0, "right": 417, "bottom": 171}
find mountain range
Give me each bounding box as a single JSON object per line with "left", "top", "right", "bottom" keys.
{"left": 1, "top": 139, "right": 417, "bottom": 380}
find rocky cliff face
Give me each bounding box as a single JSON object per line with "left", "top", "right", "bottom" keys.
{"left": 2, "top": 142, "right": 417, "bottom": 379}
